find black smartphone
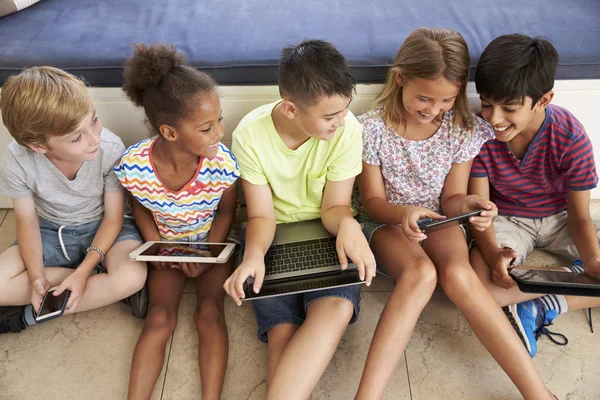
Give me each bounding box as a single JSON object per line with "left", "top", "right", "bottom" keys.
{"left": 417, "top": 209, "right": 484, "bottom": 233}
{"left": 509, "top": 268, "right": 600, "bottom": 297}
{"left": 35, "top": 287, "right": 71, "bottom": 322}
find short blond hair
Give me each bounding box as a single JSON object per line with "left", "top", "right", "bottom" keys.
{"left": 0, "top": 66, "right": 90, "bottom": 146}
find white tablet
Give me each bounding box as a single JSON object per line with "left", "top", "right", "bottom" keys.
{"left": 128, "top": 241, "right": 236, "bottom": 263}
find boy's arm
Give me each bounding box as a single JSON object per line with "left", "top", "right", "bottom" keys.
{"left": 321, "top": 177, "right": 376, "bottom": 286}
{"left": 13, "top": 196, "right": 49, "bottom": 312}
{"left": 468, "top": 176, "right": 516, "bottom": 289}
{"left": 223, "top": 179, "right": 276, "bottom": 305}
{"left": 53, "top": 190, "right": 125, "bottom": 311}
{"left": 566, "top": 189, "right": 600, "bottom": 278}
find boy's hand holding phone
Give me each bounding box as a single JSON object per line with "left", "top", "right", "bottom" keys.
{"left": 31, "top": 275, "right": 51, "bottom": 313}
{"left": 53, "top": 269, "right": 88, "bottom": 312}
{"left": 36, "top": 287, "right": 71, "bottom": 323}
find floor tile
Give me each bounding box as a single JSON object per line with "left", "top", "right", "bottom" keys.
{"left": 405, "top": 293, "right": 599, "bottom": 400}
{"left": 314, "top": 292, "right": 411, "bottom": 400}
{"left": 161, "top": 292, "right": 411, "bottom": 399}
{"left": 406, "top": 293, "right": 525, "bottom": 400}
{"left": 0, "top": 304, "right": 168, "bottom": 400}
{"left": 161, "top": 294, "right": 268, "bottom": 400}
{"left": 534, "top": 307, "right": 599, "bottom": 400}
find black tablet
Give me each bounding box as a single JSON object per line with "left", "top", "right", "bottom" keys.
{"left": 509, "top": 268, "right": 600, "bottom": 297}
{"left": 417, "top": 210, "right": 484, "bottom": 233}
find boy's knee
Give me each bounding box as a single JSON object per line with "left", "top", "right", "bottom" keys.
{"left": 313, "top": 296, "right": 354, "bottom": 323}
{"left": 194, "top": 296, "right": 225, "bottom": 329}
{"left": 116, "top": 263, "right": 147, "bottom": 295}
{"left": 145, "top": 304, "right": 178, "bottom": 335}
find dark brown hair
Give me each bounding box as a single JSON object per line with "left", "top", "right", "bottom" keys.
{"left": 476, "top": 34, "right": 558, "bottom": 107}
{"left": 278, "top": 39, "right": 355, "bottom": 106}
{"left": 122, "top": 43, "right": 216, "bottom": 133}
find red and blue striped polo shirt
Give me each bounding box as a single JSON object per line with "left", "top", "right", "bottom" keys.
{"left": 471, "top": 104, "right": 598, "bottom": 218}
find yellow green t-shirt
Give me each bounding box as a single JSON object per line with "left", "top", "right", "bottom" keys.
{"left": 232, "top": 101, "right": 363, "bottom": 224}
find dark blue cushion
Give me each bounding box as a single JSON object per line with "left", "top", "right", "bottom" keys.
{"left": 0, "top": 0, "right": 598, "bottom": 86}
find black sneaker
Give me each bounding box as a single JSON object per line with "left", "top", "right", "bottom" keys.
{"left": 122, "top": 285, "right": 148, "bottom": 319}
{"left": 0, "top": 306, "right": 27, "bottom": 334}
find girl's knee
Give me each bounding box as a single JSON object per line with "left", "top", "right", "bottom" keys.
{"left": 438, "top": 263, "right": 477, "bottom": 294}
{"left": 145, "top": 303, "right": 178, "bottom": 335}
{"left": 194, "top": 296, "right": 225, "bottom": 329}
{"left": 396, "top": 258, "right": 437, "bottom": 291}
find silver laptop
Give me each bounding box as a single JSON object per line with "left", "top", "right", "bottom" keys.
{"left": 242, "top": 219, "right": 365, "bottom": 301}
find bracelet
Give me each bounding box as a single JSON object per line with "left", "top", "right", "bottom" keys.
{"left": 87, "top": 246, "right": 105, "bottom": 262}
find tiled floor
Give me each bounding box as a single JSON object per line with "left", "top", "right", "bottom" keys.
{"left": 0, "top": 209, "right": 598, "bottom": 399}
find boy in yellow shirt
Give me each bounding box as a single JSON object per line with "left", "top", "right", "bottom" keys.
{"left": 224, "top": 40, "right": 375, "bottom": 399}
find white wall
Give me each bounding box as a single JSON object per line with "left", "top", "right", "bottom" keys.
{"left": 0, "top": 80, "right": 599, "bottom": 208}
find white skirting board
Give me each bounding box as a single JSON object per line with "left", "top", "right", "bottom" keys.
{"left": 0, "top": 80, "right": 599, "bottom": 208}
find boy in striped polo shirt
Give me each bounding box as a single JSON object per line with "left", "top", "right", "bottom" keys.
{"left": 468, "top": 34, "right": 600, "bottom": 357}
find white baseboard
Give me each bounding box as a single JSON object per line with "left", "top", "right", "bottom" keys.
{"left": 1, "top": 80, "right": 599, "bottom": 208}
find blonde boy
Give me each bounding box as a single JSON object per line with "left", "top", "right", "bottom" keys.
{"left": 0, "top": 67, "right": 147, "bottom": 334}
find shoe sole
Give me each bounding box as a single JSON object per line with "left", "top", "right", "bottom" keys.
{"left": 503, "top": 304, "right": 532, "bottom": 355}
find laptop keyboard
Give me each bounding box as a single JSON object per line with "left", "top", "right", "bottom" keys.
{"left": 265, "top": 237, "right": 340, "bottom": 275}
{"left": 258, "top": 274, "right": 359, "bottom": 297}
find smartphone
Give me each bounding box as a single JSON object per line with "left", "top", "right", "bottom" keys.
{"left": 417, "top": 209, "right": 484, "bottom": 233}
{"left": 35, "top": 287, "right": 71, "bottom": 322}
{"left": 509, "top": 268, "right": 600, "bottom": 297}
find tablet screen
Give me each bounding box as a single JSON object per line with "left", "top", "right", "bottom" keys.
{"left": 510, "top": 269, "right": 600, "bottom": 287}
{"left": 140, "top": 243, "right": 227, "bottom": 258}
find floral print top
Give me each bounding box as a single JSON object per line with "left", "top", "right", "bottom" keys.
{"left": 358, "top": 106, "right": 494, "bottom": 212}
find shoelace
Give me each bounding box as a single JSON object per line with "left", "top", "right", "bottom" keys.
{"left": 534, "top": 321, "right": 568, "bottom": 346}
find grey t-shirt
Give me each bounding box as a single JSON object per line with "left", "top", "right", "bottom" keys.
{"left": 0, "top": 128, "right": 126, "bottom": 226}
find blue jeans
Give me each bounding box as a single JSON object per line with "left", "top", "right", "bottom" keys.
{"left": 239, "top": 229, "right": 361, "bottom": 343}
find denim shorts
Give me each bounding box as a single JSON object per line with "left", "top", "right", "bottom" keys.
{"left": 239, "top": 230, "right": 361, "bottom": 343}
{"left": 13, "top": 217, "right": 142, "bottom": 268}
{"left": 361, "top": 218, "right": 467, "bottom": 278}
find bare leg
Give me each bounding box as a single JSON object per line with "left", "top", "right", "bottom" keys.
{"left": 127, "top": 267, "right": 187, "bottom": 400}
{"left": 427, "top": 227, "right": 553, "bottom": 400}
{"left": 0, "top": 241, "right": 147, "bottom": 313}
{"left": 470, "top": 247, "right": 541, "bottom": 306}
{"left": 266, "top": 297, "right": 354, "bottom": 400}
{"left": 266, "top": 325, "right": 300, "bottom": 386}
{"left": 0, "top": 246, "right": 73, "bottom": 305}
{"left": 355, "top": 226, "right": 437, "bottom": 400}
{"left": 194, "top": 259, "right": 233, "bottom": 400}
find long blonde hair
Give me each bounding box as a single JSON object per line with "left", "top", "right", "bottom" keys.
{"left": 376, "top": 27, "right": 474, "bottom": 133}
